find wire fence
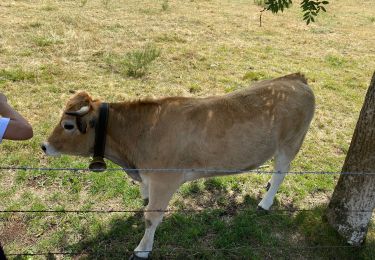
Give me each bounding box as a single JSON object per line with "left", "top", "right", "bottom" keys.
{"left": 0, "top": 208, "right": 374, "bottom": 214}
{"left": 0, "top": 165, "right": 375, "bottom": 175}
{"left": 1, "top": 166, "right": 374, "bottom": 257}
{"left": 0, "top": 165, "right": 374, "bottom": 214}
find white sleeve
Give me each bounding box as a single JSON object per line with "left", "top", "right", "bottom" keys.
{"left": 0, "top": 117, "right": 10, "bottom": 143}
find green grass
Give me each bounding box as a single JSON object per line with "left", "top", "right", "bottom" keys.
{"left": 33, "top": 36, "right": 63, "bottom": 47}
{"left": 104, "top": 44, "right": 160, "bottom": 78}
{"left": 0, "top": 68, "right": 36, "bottom": 83}
{"left": 242, "top": 70, "right": 268, "bottom": 81}
{"left": 325, "top": 54, "right": 348, "bottom": 67}
{"left": 161, "top": 0, "right": 169, "bottom": 11}
{"left": 0, "top": 0, "right": 374, "bottom": 259}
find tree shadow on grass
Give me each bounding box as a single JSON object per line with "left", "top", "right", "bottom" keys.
{"left": 65, "top": 180, "right": 374, "bottom": 260}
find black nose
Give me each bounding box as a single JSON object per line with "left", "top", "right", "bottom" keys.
{"left": 41, "top": 144, "right": 46, "bottom": 152}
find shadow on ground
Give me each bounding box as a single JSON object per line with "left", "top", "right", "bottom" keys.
{"left": 11, "top": 179, "right": 375, "bottom": 260}
{"left": 66, "top": 181, "right": 375, "bottom": 259}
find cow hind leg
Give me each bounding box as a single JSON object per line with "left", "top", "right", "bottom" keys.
{"left": 257, "top": 150, "right": 292, "bottom": 210}
{"left": 258, "top": 128, "right": 308, "bottom": 211}
{"left": 132, "top": 175, "right": 182, "bottom": 259}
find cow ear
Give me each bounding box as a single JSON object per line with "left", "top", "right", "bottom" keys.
{"left": 76, "top": 116, "right": 87, "bottom": 134}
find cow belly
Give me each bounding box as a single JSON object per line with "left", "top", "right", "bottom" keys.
{"left": 172, "top": 124, "right": 277, "bottom": 181}
{"left": 182, "top": 145, "right": 275, "bottom": 181}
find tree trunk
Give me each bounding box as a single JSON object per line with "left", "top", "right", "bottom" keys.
{"left": 326, "top": 71, "right": 375, "bottom": 245}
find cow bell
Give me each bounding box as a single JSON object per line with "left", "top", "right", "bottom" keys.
{"left": 89, "top": 156, "right": 107, "bottom": 172}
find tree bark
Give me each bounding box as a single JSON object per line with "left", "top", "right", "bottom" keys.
{"left": 326, "top": 71, "right": 375, "bottom": 245}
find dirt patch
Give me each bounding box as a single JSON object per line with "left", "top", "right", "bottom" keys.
{"left": 303, "top": 191, "right": 331, "bottom": 208}
{"left": 0, "top": 216, "right": 31, "bottom": 245}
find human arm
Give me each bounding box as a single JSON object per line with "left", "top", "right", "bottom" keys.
{"left": 0, "top": 93, "right": 33, "bottom": 140}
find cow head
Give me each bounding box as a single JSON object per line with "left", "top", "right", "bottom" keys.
{"left": 41, "top": 91, "right": 100, "bottom": 157}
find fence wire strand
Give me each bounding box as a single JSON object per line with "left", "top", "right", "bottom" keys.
{"left": 0, "top": 208, "right": 374, "bottom": 214}
{"left": 0, "top": 166, "right": 374, "bottom": 214}
{"left": 0, "top": 165, "right": 375, "bottom": 175}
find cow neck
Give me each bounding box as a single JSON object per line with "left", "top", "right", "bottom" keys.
{"left": 88, "top": 102, "right": 109, "bottom": 172}
{"left": 105, "top": 103, "right": 139, "bottom": 165}
{"left": 104, "top": 103, "right": 141, "bottom": 181}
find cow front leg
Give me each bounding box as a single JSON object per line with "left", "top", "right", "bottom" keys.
{"left": 131, "top": 175, "right": 182, "bottom": 259}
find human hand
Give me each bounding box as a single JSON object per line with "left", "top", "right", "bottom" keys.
{"left": 0, "top": 93, "right": 7, "bottom": 103}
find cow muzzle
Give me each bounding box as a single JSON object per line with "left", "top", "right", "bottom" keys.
{"left": 41, "top": 142, "right": 61, "bottom": 156}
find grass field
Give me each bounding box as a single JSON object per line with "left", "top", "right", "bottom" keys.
{"left": 0, "top": 0, "right": 375, "bottom": 259}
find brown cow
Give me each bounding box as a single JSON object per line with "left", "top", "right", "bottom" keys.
{"left": 42, "top": 73, "right": 315, "bottom": 259}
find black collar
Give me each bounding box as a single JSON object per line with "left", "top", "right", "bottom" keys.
{"left": 89, "top": 103, "right": 109, "bottom": 172}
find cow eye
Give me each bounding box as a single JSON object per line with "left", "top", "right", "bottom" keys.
{"left": 63, "top": 124, "right": 75, "bottom": 130}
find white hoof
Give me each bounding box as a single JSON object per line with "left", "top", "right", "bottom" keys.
{"left": 258, "top": 198, "right": 273, "bottom": 211}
